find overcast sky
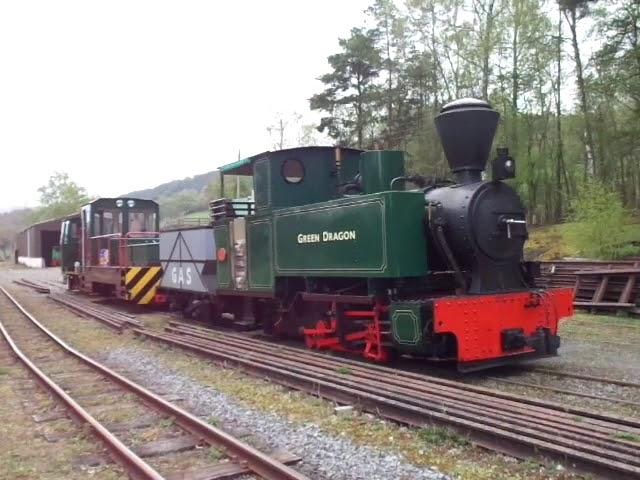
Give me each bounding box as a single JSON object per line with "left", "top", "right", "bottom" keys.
{"left": 0, "top": 0, "right": 370, "bottom": 210}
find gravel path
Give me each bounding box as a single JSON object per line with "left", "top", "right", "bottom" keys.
{"left": 105, "top": 348, "right": 450, "bottom": 480}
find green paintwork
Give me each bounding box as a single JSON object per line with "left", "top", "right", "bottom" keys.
{"left": 220, "top": 148, "right": 363, "bottom": 214}
{"left": 60, "top": 218, "right": 81, "bottom": 274}
{"left": 360, "top": 150, "right": 406, "bottom": 194}
{"left": 390, "top": 302, "right": 423, "bottom": 345}
{"left": 128, "top": 239, "right": 160, "bottom": 266}
{"left": 247, "top": 217, "right": 274, "bottom": 290}
{"left": 219, "top": 155, "right": 254, "bottom": 175}
{"left": 389, "top": 300, "right": 432, "bottom": 354}
{"left": 250, "top": 147, "right": 362, "bottom": 213}
{"left": 213, "top": 224, "right": 231, "bottom": 288}
{"left": 338, "top": 151, "right": 360, "bottom": 185}
{"left": 254, "top": 158, "right": 270, "bottom": 210}
{"left": 272, "top": 191, "right": 428, "bottom": 278}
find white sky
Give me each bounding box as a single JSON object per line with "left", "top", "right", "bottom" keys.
{"left": 0, "top": 0, "right": 370, "bottom": 210}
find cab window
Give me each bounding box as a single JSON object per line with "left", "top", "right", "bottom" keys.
{"left": 69, "top": 221, "right": 79, "bottom": 239}
{"left": 129, "top": 211, "right": 155, "bottom": 233}
{"left": 93, "top": 212, "right": 101, "bottom": 236}
{"left": 102, "top": 210, "right": 122, "bottom": 235}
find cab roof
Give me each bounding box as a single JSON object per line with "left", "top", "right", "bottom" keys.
{"left": 83, "top": 197, "right": 159, "bottom": 208}
{"left": 219, "top": 146, "right": 363, "bottom": 176}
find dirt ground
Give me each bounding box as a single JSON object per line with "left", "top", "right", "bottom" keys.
{"left": 1, "top": 263, "right": 639, "bottom": 479}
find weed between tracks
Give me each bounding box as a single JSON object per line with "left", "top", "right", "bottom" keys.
{"left": 611, "top": 431, "right": 640, "bottom": 443}
{"left": 6, "top": 287, "right": 588, "bottom": 480}
{"left": 0, "top": 348, "right": 126, "bottom": 479}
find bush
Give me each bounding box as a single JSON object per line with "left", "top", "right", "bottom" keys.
{"left": 567, "top": 180, "right": 640, "bottom": 259}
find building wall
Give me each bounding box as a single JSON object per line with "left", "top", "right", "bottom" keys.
{"left": 15, "top": 218, "right": 62, "bottom": 268}
{"left": 17, "top": 256, "right": 45, "bottom": 268}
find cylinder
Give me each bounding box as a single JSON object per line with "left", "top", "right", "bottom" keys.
{"left": 359, "top": 150, "right": 406, "bottom": 194}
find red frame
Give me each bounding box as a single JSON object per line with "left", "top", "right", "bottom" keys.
{"left": 302, "top": 300, "right": 391, "bottom": 362}
{"left": 302, "top": 288, "right": 573, "bottom": 368}
{"left": 433, "top": 288, "right": 574, "bottom": 363}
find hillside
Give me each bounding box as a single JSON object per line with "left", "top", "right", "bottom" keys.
{"left": 124, "top": 170, "right": 219, "bottom": 201}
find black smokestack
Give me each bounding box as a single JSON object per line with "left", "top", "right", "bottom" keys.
{"left": 434, "top": 98, "right": 500, "bottom": 184}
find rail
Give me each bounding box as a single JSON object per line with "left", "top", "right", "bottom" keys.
{"left": 0, "top": 287, "right": 164, "bottom": 480}
{"left": 161, "top": 217, "right": 210, "bottom": 230}
{"left": 26, "top": 287, "right": 640, "bottom": 479}
{"left": 135, "top": 321, "right": 640, "bottom": 479}
{"left": 0, "top": 287, "right": 308, "bottom": 480}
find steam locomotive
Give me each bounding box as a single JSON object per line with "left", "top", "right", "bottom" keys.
{"left": 60, "top": 99, "right": 573, "bottom": 371}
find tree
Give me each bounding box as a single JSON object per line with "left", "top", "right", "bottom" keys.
{"left": 159, "top": 190, "right": 205, "bottom": 222}
{"left": 471, "top": 0, "right": 504, "bottom": 100}
{"left": 568, "top": 179, "right": 640, "bottom": 258}
{"left": 266, "top": 112, "right": 324, "bottom": 149}
{"left": 310, "top": 28, "right": 382, "bottom": 148}
{"left": 559, "top": 0, "right": 599, "bottom": 178}
{"left": 367, "top": 0, "right": 411, "bottom": 147}
{"left": 32, "top": 172, "right": 90, "bottom": 221}
{"left": 553, "top": 3, "right": 570, "bottom": 220}
{"left": 307, "top": 0, "right": 639, "bottom": 236}
{"left": 593, "top": 0, "right": 640, "bottom": 210}
{"left": 0, "top": 227, "right": 13, "bottom": 260}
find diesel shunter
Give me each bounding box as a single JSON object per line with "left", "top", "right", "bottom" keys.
{"left": 61, "top": 198, "right": 162, "bottom": 304}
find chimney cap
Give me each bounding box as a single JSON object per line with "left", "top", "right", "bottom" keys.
{"left": 440, "top": 98, "right": 492, "bottom": 113}
{"left": 434, "top": 98, "right": 500, "bottom": 183}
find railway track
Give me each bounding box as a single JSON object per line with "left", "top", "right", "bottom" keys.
{"left": 48, "top": 292, "right": 141, "bottom": 331}
{"left": 12, "top": 278, "right": 51, "bottom": 293}
{"left": 13, "top": 281, "right": 640, "bottom": 477}
{"left": 485, "top": 376, "right": 640, "bottom": 408}
{"left": 0, "top": 287, "right": 308, "bottom": 480}
{"left": 521, "top": 366, "right": 640, "bottom": 388}
{"left": 133, "top": 320, "right": 640, "bottom": 480}
{"left": 32, "top": 286, "right": 640, "bottom": 405}
{"left": 11, "top": 279, "right": 141, "bottom": 331}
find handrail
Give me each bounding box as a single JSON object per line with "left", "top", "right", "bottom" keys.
{"left": 209, "top": 198, "right": 255, "bottom": 221}
{"left": 88, "top": 232, "right": 160, "bottom": 268}
{"left": 90, "top": 232, "right": 158, "bottom": 240}
{"left": 90, "top": 233, "right": 122, "bottom": 240}
{"left": 125, "top": 231, "right": 160, "bottom": 238}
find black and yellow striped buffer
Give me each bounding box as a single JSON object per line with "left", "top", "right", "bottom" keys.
{"left": 125, "top": 267, "right": 163, "bottom": 304}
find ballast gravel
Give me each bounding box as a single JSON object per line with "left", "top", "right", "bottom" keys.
{"left": 104, "top": 347, "right": 450, "bottom": 480}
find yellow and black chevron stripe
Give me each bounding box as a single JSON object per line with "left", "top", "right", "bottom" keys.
{"left": 125, "top": 267, "right": 163, "bottom": 304}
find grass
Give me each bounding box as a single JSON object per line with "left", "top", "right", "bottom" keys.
{"left": 611, "top": 432, "right": 640, "bottom": 443}
{"left": 207, "top": 447, "right": 224, "bottom": 462}
{"left": 336, "top": 366, "right": 352, "bottom": 375}
{"left": 526, "top": 223, "right": 580, "bottom": 260}
{"left": 560, "top": 313, "right": 640, "bottom": 346}
{"left": 0, "top": 357, "right": 126, "bottom": 480}
{"left": 155, "top": 418, "right": 174, "bottom": 430}
{"left": 418, "top": 425, "right": 470, "bottom": 447}
{"left": 526, "top": 219, "right": 640, "bottom": 260}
